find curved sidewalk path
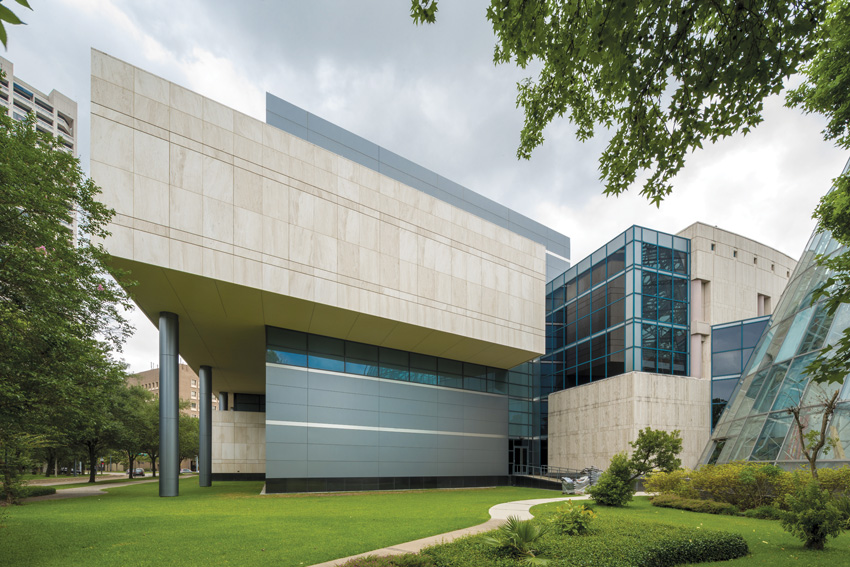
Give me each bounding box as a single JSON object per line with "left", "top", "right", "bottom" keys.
{"left": 307, "top": 494, "right": 591, "bottom": 567}
{"left": 23, "top": 479, "right": 159, "bottom": 503}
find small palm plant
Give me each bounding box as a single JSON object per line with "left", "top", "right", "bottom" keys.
{"left": 483, "top": 515, "right": 550, "bottom": 565}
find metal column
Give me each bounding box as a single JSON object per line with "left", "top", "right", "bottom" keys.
{"left": 199, "top": 365, "right": 212, "bottom": 487}
{"left": 159, "top": 312, "right": 179, "bottom": 497}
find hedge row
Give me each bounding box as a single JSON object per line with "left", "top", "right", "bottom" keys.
{"left": 650, "top": 493, "right": 741, "bottom": 516}
{"left": 645, "top": 463, "right": 850, "bottom": 511}
{"left": 421, "top": 514, "right": 748, "bottom": 567}
{"left": 340, "top": 555, "right": 434, "bottom": 567}
{"left": 2, "top": 485, "right": 59, "bottom": 499}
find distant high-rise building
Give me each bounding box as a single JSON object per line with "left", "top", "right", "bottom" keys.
{"left": 0, "top": 56, "right": 77, "bottom": 155}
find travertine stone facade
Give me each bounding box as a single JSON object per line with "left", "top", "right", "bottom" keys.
{"left": 212, "top": 410, "right": 265, "bottom": 474}
{"left": 89, "top": 50, "right": 548, "bottom": 393}
{"left": 678, "top": 223, "right": 796, "bottom": 379}
{"left": 548, "top": 372, "right": 711, "bottom": 470}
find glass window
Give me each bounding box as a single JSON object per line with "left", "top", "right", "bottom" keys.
{"left": 642, "top": 270, "right": 657, "bottom": 296}
{"left": 658, "top": 326, "right": 672, "bottom": 351}
{"left": 592, "top": 336, "right": 606, "bottom": 360}
{"left": 742, "top": 320, "right": 769, "bottom": 349}
{"left": 608, "top": 349, "right": 625, "bottom": 376}
{"left": 642, "top": 295, "right": 657, "bottom": 321}
{"left": 750, "top": 413, "right": 792, "bottom": 462}
{"left": 712, "top": 350, "right": 742, "bottom": 377}
{"left": 592, "top": 286, "right": 607, "bottom": 311}
{"left": 776, "top": 307, "right": 814, "bottom": 363}
{"left": 488, "top": 368, "right": 508, "bottom": 394}
{"left": 642, "top": 348, "right": 656, "bottom": 372}
{"left": 657, "top": 350, "right": 672, "bottom": 374}
{"left": 641, "top": 243, "right": 658, "bottom": 268}
{"left": 657, "top": 299, "right": 672, "bottom": 323}
{"left": 658, "top": 247, "right": 673, "bottom": 272}
{"left": 566, "top": 322, "right": 576, "bottom": 344}
{"left": 577, "top": 363, "right": 591, "bottom": 386}
{"left": 345, "top": 342, "right": 380, "bottom": 376}
{"left": 797, "top": 304, "right": 833, "bottom": 354}
{"left": 591, "top": 358, "right": 606, "bottom": 380}
{"left": 437, "top": 358, "right": 463, "bottom": 389}
{"left": 464, "top": 363, "right": 487, "bottom": 392}
{"left": 608, "top": 299, "right": 625, "bottom": 327}
{"left": 673, "top": 277, "right": 688, "bottom": 301}
{"left": 713, "top": 326, "right": 742, "bottom": 353}
{"left": 379, "top": 348, "right": 409, "bottom": 381}
{"left": 674, "top": 328, "right": 688, "bottom": 352}
{"left": 673, "top": 352, "right": 687, "bottom": 375}
{"left": 608, "top": 247, "right": 625, "bottom": 276}
{"left": 577, "top": 270, "right": 591, "bottom": 295}
{"left": 266, "top": 328, "right": 308, "bottom": 366}
{"left": 233, "top": 393, "right": 265, "bottom": 412}
{"left": 673, "top": 302, "right": 687, "bottom": 325}
{"left": 658, "top": 274, "right": 672, "bottom": 299}
{"left": 577, "top": 316, "right": 591, "bottom": 341}
{"left": 607, "top": 327, "right": 625, "bottom": 353}
{"left": 308, "top": 335, "right": 344, "bottom": 372}
{"left": 712, "top": 378, "right": 739, "bottom": 404}
{"left": 591, "top": 308, "right": 606, "bottom": 334}
{"left": 673, "top": 250, "right": 688, "bottom": 275}
{"left": 591, "top": 260, "right": 606, "bottom": 285}
{"left": 752, "top": 362, "right": 790, "bottom": 413}
{"left": 409, "top": 353, "right": 437, "bottom": 385}
{"left": 608, "top": 274, "right": 625, "bottom": 304}
{"left": 565, "top": 279, "right": 577, "bottom": 302}
{"left": 642, "top": 323, "right": 657, "bottom": 349}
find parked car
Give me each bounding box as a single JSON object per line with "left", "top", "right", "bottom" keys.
{"left": 180, "top": 468, "right": 194, "bottom": 474}
{"left": 128, "top": 468, "right": 145, "bottom": 477}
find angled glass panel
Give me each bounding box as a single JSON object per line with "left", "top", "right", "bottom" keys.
{"left": 751, "top": 413, "right": 792, "bottom": 461}
{"left": 776, "top": 307, "right": 814, "bottom": 363}
{"left": 771, "top": 353, "right": 817, "bottom": 411}
{"left": 798, "top": 303, "right": 834, "bottom": 355}
{"left": 752, "top": 362, "right": 790, "bottom": 413}
{"left": 713, "top": 326, "right": 742, "bottom": 353}
{"left": 727, "top": 416, "right": 767, "bottom": 461}
{"left": 801, "top": 379, "right": 842, "bottom": 408}
{"left": 829, "top": 404, "right": 850, "bottom": 461}
{"left": 742, "top": 320, "right": 769, "bottom": 349}
{"left": 826, "top": 304, "right": 850, "bottom": 346}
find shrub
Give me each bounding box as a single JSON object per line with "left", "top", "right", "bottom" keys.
{"left": 588, "top": 452, "right": 634, "bottom": 507}
{"left": 643, "top": 469, "right": 698, "bottom": 499}
{"left": 817, "top": 466, "right": 850, "bottom": 496}
{"left": 423, "top": 513, "right": 749, "bottom": 567}
{"left": 550, "top": 501, "right": 596, "bottom": 535}
{"left": 482, "top": 515, "right": 550, "bottom": 563}
{"left": 339, "top": 555, "right": 435, "bottom": 567}
{"left": 687, "top": 462, "right": 792, "bottom": 510}
{"left": 650, "top": 494, "right": 740, "bottom": 516}
{"left": 743, "top": 505, "right": 784, "bottom": 520}
{"left": 0, "top": 486, "right": 56, "bottom": 500}
{"left": 832, "top": 493, "right": 850, "bottom": 529}
{"left": 780, "top": 480, "right": 844, "bottom": 550}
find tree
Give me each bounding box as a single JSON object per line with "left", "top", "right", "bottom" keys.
{"left": 0, "top": 0, "right": 31, "bottom": 48}
{"left": 411, "top": 0, "right": 849, "bottom": 204}
{"left": 114, "top": 386, "right": 153, "bottom": 479}
{"left": 138, "top": 398, "right": 160, "bottom": 477}
{"left": 178, "top": 414, "right": 199, "bottom": 467}
{"left": 787, "top": 389, "right": 841, "bottom": 480}
{"left": 586, "top": 452, "right": 634, "bottom": 506}
{"left": 0, "top": 111, "right": 132, "bottom": 501}
{"left": 627, "top": 427, "right": 683, "bottom": 481}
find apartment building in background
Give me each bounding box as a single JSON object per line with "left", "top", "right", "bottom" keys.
{"left": 128, "top": 363, "right": 219, "bottom": 419}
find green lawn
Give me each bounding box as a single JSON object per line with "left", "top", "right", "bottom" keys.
{"left": 531, "top": 497, "right": 850, "bottom": 567}
{"left": 1, "top": 478, "right": 558, "bottom": 567}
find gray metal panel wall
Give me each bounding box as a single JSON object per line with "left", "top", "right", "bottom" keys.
{"left": 265, "top": 365, "right": 508, "bottom": 479}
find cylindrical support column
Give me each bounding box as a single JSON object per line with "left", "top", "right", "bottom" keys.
{"left": 159, "top": 312, "right": 180, "bottom": 497}
{"left": 199, "top": 365, "right": 212, "bottom": 487}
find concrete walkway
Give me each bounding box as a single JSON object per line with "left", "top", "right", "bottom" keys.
{"left": 22, "top": 479, "right": 159, "bottom": 503}
{"left": 307, "top": 494, "right": 592, "bottom": 567}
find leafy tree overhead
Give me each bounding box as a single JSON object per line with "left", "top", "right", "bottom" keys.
{"left": 0, "top": 110, "right": 132, "bottom": 499}
{"left": 0, "top": 0, "right": 31, "bottom": 48}
{"left": 411, "top": 0, "right": 849, "bottom": 204}
{"left": 115, "top": 386, "right": 154, "bottom": 479}
{"left": 178, "top": 413, "right": 199, "bottom": 467}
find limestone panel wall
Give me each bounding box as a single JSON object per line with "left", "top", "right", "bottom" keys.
{"left": 212, "top": 410, "right": 265, "bottom": 474}
{"left": 89, "top": 50, "right": 545, "bottom": 365}
{"left": 548, "top": 372, "right": 710, "bottom": 471}
{"left": 678, "top": 223, "right": 796, "bottom": 378}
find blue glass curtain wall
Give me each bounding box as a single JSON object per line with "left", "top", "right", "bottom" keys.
{"left": 542, "top": 226, "right": 690, "bottom": 396}
{"left": 710, "top": 316, "right": 770, "bottom": 430}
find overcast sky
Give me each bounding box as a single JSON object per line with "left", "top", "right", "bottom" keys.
{"left": 6, "top": 0, "right": 848, "bottom": 373}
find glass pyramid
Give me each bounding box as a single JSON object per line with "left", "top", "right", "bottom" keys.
{"left": 702, "top": 161, "right": 850, "bottom": 467}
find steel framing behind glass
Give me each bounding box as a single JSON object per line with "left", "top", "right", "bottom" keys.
{"left": 703, "top": 224, "right": 850, "bottom": 466}
{"left": 710, "top": 316, "right": 770, "bottom": 430}
{"left": 541, "top": 225, "right": 690, "bottom": 398}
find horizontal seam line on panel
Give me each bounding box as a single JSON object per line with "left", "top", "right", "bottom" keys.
{"left": 265, "top": 420, "right": 506, "bottom": 439}
{"left": 266, "top": 363, "right": 509, "bottom": 398}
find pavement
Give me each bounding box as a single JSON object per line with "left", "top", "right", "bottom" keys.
{"left": 22, "top": 478, "right": 160, "bottom": 502}
{"left": 306, "top": 494, "right": 592, "bottom": 567}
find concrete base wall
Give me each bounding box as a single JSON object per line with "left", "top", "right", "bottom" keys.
{"left": 548, "top": 372, "right": 710, "bottom": 471}
{"left": 212, "top": 410, "right": 265, "bottom": 474}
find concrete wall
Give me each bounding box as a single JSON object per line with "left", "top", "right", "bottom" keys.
{"left": 90, "top": 49, "right": 547, "bottom": 390}
{"left": 212, "top": 410, "right": 265, "bottom": 474}
{"left": 678, "top": 223, "right": 796, "bottom": 379}
{"left": 548, "top": 372, "right": 711, "bottom": 471}
{"left": 265, "top": 364, "right": 507, "bottom": 481}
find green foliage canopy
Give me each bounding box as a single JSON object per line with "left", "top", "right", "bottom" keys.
{"left": 0, "top": 0, "right": 30, "bottom": 48}
{"left": 411, "top": 0, "right": 848, "bottom": 205}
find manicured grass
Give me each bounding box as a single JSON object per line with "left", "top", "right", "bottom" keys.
{"left": 54, "top": 477, "right": 155, "bottom": 489}
{"left": 531, "top": 497, "right": 850, "bottom": 566}
{"left": 1, "top": 478, "right": 559, "bottom": 567}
